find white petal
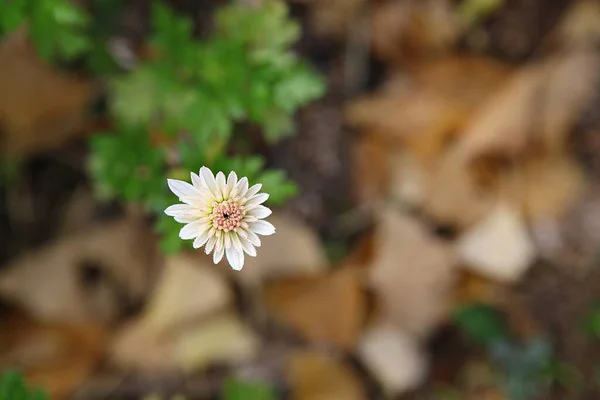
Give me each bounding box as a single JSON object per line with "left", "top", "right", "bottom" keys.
{"left": 245, "top": 229, "right": 262, "bottom": 247}
{"left": 190, "top": 172, "right": 203, "bottom": 189}
{"left": 179, "top": 220, "right": 205, "bottom": 240}
{"left": 232, "top": 177, "right": 249, "bottom": 198}
{"left": 193, "top": 229, "right": 211, "bottom": 249}
{"left": 224, "top": 233, "right": 232, "bottom": 249}
{"left": 200, "top": 167, "right": 218, "bottom": 195}
{"left": 175, "top": 215, "right": 197, "bottom": 223}
{"left": 168, "top": 179, "right": 200, "bottom": 199}
{"left": 226, "top": 246, "right": 245, "bottom": 271}
{"left": 248, "top": 205, "right": 272, "bottom": 219}
{"left": 251, "top": 220, "right": 276, "bottom": 236}
{"left": 205, "top": 235, "right": 217, "bottom": 254}
{"left": 213, "top": 246, "right": 224, "bottom": 264}
{"left": 230, "top": 233, "right": 243, "bottom": 252}
{"left": 224, "top": 171, "right": 237, "bottom": 198}
{"left": 245, "top": 193, "right": 269, "bottom": 208}
{"left": 240, "top": 236, "right": 257, "bottom": 257}
{"left": 215, "top": 171, "right": 226, "bottom": 201}
{"left": 245, "top": 183, "right": 262, "bottom": 198}
{"left": 165, "top": 204, "right": 198, "bottom": 217}
{"left": 243, "top": 215, "right": 258, "bottom": 223}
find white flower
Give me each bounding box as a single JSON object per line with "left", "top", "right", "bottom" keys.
{"left": 164, "top": 166, "right": 275, "bottom": 271}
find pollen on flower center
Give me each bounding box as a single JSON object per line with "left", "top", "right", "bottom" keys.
{"left": 211, "top": 198, "right": 246, "bottom": 232}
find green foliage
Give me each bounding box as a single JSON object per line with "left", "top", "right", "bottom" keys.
{"left": 2, "top": 0, "right": 323, "bottom": 253}
{"left": 490, "top": 338, "right": 554, "bottom": 400}
{"left": 0, "top": 370, "right": 48, "bottom": 400}
{"left": 453, "top": 303, "right": 509, "bottom": 348}
{"left": 222, "top": 378, "right": 277, "bottom": 400}
{"left": 90, "top": 0, "right": 322, "bottom": 253}
{"left": 584, "top": 300, "right": 600, "bottom": 339}
{"left": 0, "top": 0, "right": 91, "bottom": 63}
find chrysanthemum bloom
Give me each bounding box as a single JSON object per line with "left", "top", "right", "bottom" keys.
{"left": 165, "top": 166, "right": 275, "bottom": 270}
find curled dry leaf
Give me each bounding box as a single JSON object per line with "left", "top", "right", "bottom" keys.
{"left": 420, "top": 49, "right": 599, "bottom": 228}
{"left": 172, "top": 312, "right": 260, "bottom": 373}
{"left": 367, "top": 206, "right": 456, "bottom": 338}
{"left": 144, "top": 254, "right": 232, "bottom": 336}
{"left": 110, "top": 311, "right": 260, "bottom": 374}
{"left": 264, "top": 267, "right": 366, "bottom": 350}
{"left": 0, "top": 217, "right": 160, "bottom": 324}
{"left": 0, "top": 28, "right": 96, "bottom": 158}
{"left": 0, "top": 313, "right": 107, "bottom": 400}
{"left": 347, "top": 57, "right": 510, "bottom": 212}
{"left": 455, "top": 203, "right": 536, "bottom": 282}
{"left": 370, "top": 0, "right": 460, "bottom": 66}
{"left": 347, "top": 57, "right": 509, "bottom": 159}
{"left": 357, "top": 320, "right": 428, "bottom": 396}
{"left": 287, "top": 351, "right": 366, "bottom": 400}
{"left": 109, "top": 316, "right": 175, "bottom": 373}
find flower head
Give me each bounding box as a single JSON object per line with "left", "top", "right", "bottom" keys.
{"left": 165, "top": 166, "right": 275, "bottom": 270}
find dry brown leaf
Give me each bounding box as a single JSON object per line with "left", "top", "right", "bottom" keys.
{"left": 455, "top": 203, "right": 536, "bottom": 282}
{"left": 0, "top": 29, "right": 96, "bottom": 158}
{"left": 109, "top": 316, "right": 175, "bottom": 373}
{"left": 233, "top": 213, "right": 327, "bottom": 287}
{"left": 347, "top": 57, "right": 510, "bottom": 210}
{"left": 502, "top": 155, "right": 586, "bottom": 222}
{"left": 454, "top": 49, "right": 600, "bottom": 159}
{"left": 357, "top": 320, "right": 427, "bottom": 396}
{"left": 552, "top": 1, "right": 600, "bottom": 48}
{"left": 172, "top": 312, "right": 260, "bottom": 373}
{"left": 144, "top": 254, "right": 232, "bottom": 336}
{"left": 351, "top": 133, "right": 393, "bottom": 204}
{"left": 453, "top": 270, "right": 509, "bottom": 308}
{"left": 370, "top": 0, "right": 460, "bottom": 66}
{"left": 416, "top": 50, "right": 598, "bottom": 229}
{"left": 0, "top": 313, "right": 107, "bottom": 400}
{"left": 264, "top": 268, "right": 366, "bottom": 350}
{"left": 287, "top": 351, "right": 366, "bottom": 400}
{"left": 347, "top": 57, "right": 509, "bottom": 154}
{"left": 367, "top": 207, "right": 456, "bottom": 338}
{"left": 0, "top": 216, "right": 160, "bottom": 323}
{"left": 110, "top": 311, "right": 259, "bottom": 374}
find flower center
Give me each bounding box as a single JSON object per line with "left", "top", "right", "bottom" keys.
{"left": 211, "top": 199, "right": 246, "bottom": 232}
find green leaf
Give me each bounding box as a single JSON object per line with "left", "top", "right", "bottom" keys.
{"left": 222, "top": 378, "right": 277, "bottom": 400}
{"left": 0, "top": 370, "right": 49, "bottom": 400}
{"left": 88, "top": 127, "right": 165, "bottom": 208}
{"left": 453, "top": 303, "right": 509, "bottom": 347}
{"left": 111, "top": 68, "right": 159, "bottom": 127}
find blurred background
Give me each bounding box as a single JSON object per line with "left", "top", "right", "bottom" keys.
{"left": 1, "top": 0, "right": 600, "bottom": 399}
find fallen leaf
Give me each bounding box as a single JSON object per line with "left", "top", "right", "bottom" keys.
{"left": 264, "top": 268, "right": 366, "bottom": 350}
{"left": 351, "top": 133, "right": 392, "bottom": 205}
{"left": 287, "top": 351, "right": 366, "bottom": 400}
{"left": 455, "top": 203, "right": 536, "bottom": 282}
{"left": 109, "top": 316, "right": 175, "bottom": 373}
{"left": 453, "top": 49, "right": 600, "bottom": 159}
{"left": 370, "top": 0, "right": 460, "bottom": 66}
{"left": 0, "top": 313, "right": 107, "bottom": 400}
{"left": 144, "top": 254, "right": 232, "bottom": 336}
{"left": 0, "top": 29, "right": 96, "bottom": 158}
{"left": 234, "top": 213, "right": 327, "bottom": 287}
{"left": 173, "top": 312, "right": 260, "bottom": 373}
{"left": 110, "top": 310, "right": 260, "bottom": 375}
{"left": 357, "top": 320, "right": 428, "bottom": 396}
{"left": 347, "top": 57, "right": 509, "bottom": 156}
{"left": 0, "top": 216, "right": 160, "bottom": 324}
{"left": 367, "top": 207, "right": 456, "bottom": 338}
